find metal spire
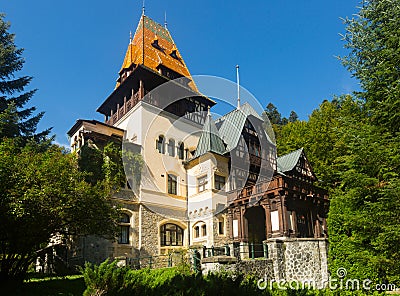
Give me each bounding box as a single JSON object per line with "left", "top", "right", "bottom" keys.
{"left": 164, "top": 11, "right": 168, "bottom": 29}
{"left": 142, "top": 0, "right": 145, "bottom": 15}
{"left": 129, "top": 31, "right": 132, "bottom": 43}
{"left": 236, "top": 65, "right": 240, "bottom": 110}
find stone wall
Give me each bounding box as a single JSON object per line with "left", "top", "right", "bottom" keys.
{"left": 140, "top": 204, "right": 188, "bottom": 257}
{"left": 140, "top": 205, "right": 162, "bottom": 257}
{"left": 267, "top": 238, "right": 329, "bottom": 286}
{"left": 201, "top": 257, "right": 274, "bottom": 280}
{"left": 68, "top": 235, "right": 114, "bottom": 266}
{"left": 201, "top": 238, "right": 329, "bottom": 288}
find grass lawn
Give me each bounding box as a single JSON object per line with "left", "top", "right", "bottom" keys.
{"left": 4, "top": 275, "right": 86, "bottom": 296}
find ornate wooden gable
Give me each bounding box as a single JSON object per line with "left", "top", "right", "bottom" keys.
{"left": 277, "top": 148, "right": 316, "bottom": 182}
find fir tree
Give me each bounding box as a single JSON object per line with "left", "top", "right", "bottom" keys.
{"left": 0, "top": 14, "right": 50, "bottom": 142}
{"left": 288, "top": 110, "right": 298, "bottom": 123}
{"left": 263, "top": 102, "right": 282, "bottom": 125}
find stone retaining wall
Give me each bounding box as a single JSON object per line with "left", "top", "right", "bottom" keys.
{"left": 201, "top": 238, "right": 328, "bottom": 287}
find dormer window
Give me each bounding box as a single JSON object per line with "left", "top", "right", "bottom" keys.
{"left": 170, "top": 49, "right": 180, "bottom": 60}
{"left": 152, "top": 35, "right": 164, "bottom": 52}
{"left": 170, "top": 50, "right": 179, "bottom": 60}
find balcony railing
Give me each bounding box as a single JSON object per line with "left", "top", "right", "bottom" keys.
{"left": 227, "top": 175, "right": 328, "bottom": 205}
{"left": 106, "top": 91, "right": 141, "bottom": 126}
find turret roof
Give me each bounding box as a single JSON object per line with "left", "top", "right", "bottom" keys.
{"left": 193, "top": 112, "right": 226, "bottom": 158}
{"left": 117, "top": 15, "right": 197, "bottom": 91}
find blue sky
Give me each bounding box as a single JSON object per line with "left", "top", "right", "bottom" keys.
{"left": 2, "top": 0, "right": 360, "bottom": 146}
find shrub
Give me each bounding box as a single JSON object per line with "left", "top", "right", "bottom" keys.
{"left": 82, "top": 260, "right": 384, "bottom": 296}
{"left": 82, "top": 259, "right": 129, "bottom": 296}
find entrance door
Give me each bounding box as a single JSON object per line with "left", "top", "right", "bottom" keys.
{"left": 296, "top": 211, "right": 312, "bottom": 238}
{"left": 244, "top": 206, "right": 266, "bottom": 258}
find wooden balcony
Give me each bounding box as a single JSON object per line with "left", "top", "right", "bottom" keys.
{"left": 227, "top": 175, "right": 328, "bottom": 206}
{"left": 106, "top": 91, "right": 141, "bottom": 126}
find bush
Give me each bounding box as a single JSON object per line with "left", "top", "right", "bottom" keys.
{"left": 82, "top": 260, "right": 129, "bottom": 296}
{"left": 82, "top": 260, "right": 385, "bottom": 296}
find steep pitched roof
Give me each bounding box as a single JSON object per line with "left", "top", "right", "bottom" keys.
{"left": 215, "top": 103, "right": 264, "bottom": 151}
{"left": 277, "top": 148, "right": 303, "bottom": 173}
{"left": 193, "top": 112, "right": 226, "bottom": 158}
{"left": 117, "top": 15, "right": 198, "bottom": 91}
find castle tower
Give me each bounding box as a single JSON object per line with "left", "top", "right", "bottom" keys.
{"left": 96, "top": 14, "right": 215, "bottom": 128}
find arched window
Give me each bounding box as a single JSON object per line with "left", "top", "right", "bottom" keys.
{"left": 168, "top": 174, "right": 177, "bottom": 195}
{"left": 168, "top": 139, "right": 175, "bottom": 157}
{"left": 118, "top": 213, "right": 130, "bottom": 244}
{"left": 156, "top": 136, "right": 165, "bottom": 154}
{"left": 160, "top": 223, "right": 183, "bottom": 246}
{"left": 193, "top": 222, "right": 207, "bottom": 239}
{"left": 178, "top": 142, "right": 185, "bottom": 160}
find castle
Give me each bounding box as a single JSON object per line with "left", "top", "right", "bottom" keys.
{"left": 67, "top": 13, "right": 329, "bottom": 283}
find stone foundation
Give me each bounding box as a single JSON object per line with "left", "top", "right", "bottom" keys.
{"left": 267, "top": 238, "right": 329, "bottom": 285}
{"left": 200, "top": 238, "right": 328, "bottom": 288}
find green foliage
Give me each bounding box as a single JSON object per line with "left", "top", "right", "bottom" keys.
{"left": 339, "top": 0, "right": 400, "bottom": 134}
{"left": 264, "top": 103, "right": 283, "bottom": 125}
{"left": 277, "top": 96, "right": 363, "bottom": 188}
{"left": 82, "top": 260, "right": 128, "bottom": 296}
{"left": 78, "top": 140, "right": 144, "bottom": 196}
{"left": 82, "top": 260, "right": 382, "bottom": 296}
{"left": 0, "top": 14, "right": 50, "bottom": 142}
{"left": 288, "top": 111, "right": 299, "bottom": 123}
{"left": 273, "top": 94, "right": 400, "bottom": 284}
{"left": 3, "top": 275, "right": 86, "bottom": 296}
{"left": 103, "top": 142, "right": 126, "bottom": 188}
{"left": 78, "top": 143, "right": 105, "bottom": 184}
{"left": 328, "top": 0, "right": 400, "bottom": 284}
{"left": 0, "top": 139, "right": 119, "bottom": 283}
{"left": 263, "top": 103, "right": 297, "bottom": 127}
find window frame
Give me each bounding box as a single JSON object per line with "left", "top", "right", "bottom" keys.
{"left": 178, "top": 142, "right": 185, "bottom": 160}
{"left": 197, "top": 175, "right": 208, "bottom": 193}
{"left": 117, "top": 213, "right": 130, "bottom": 244}
{"left": 214, "top": 174, "right": 226, "bottom": 190}
{"left": 168, "top": 174, "right": 177, "bottom": 195}
{"left": 160, "top": 223, "right": 183, "bottom": 246}
{"left": 201, "top": 224, "right": 207, "bottom": 237}
{"left": 156, "top": 135, "right": 165, "bottom": 154}
{"left": 167, "top": 139, "right": 175, "bottom": 157}
{"left": 194, "top": 226, "right": 200, "bottom": 238}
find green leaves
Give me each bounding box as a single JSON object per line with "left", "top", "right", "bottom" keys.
{"left": 0, "top": 139, "right": 119, "bottom": 282}
{"left": 340, "top": 0, "right": 400, "bottom": 134}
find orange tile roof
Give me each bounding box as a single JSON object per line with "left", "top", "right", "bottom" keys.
{"left": 117, "top": 15, "right": 198, "bottom": 92}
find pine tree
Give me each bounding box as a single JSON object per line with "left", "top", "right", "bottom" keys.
{"left": 0, "top": 14, "right": 50, "bottom": 142}
{"left": 263, "top": 102, "right": 282, "bottom": 125}
{"left": 288, "top": 110, "right": 298, "bottom": 123}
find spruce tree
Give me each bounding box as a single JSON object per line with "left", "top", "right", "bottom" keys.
{"left": 0, "top": 14, "right": 50, "bottom": 142}
{"left": 288, "top": 110, "right": 298, "bottom": 123}
{"left": 263, "top": 102, "right": 282, "bottom": 125}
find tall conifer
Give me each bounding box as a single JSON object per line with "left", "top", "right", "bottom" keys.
{"left": 0, "top": 14, "right": 50, "bottom": 142}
